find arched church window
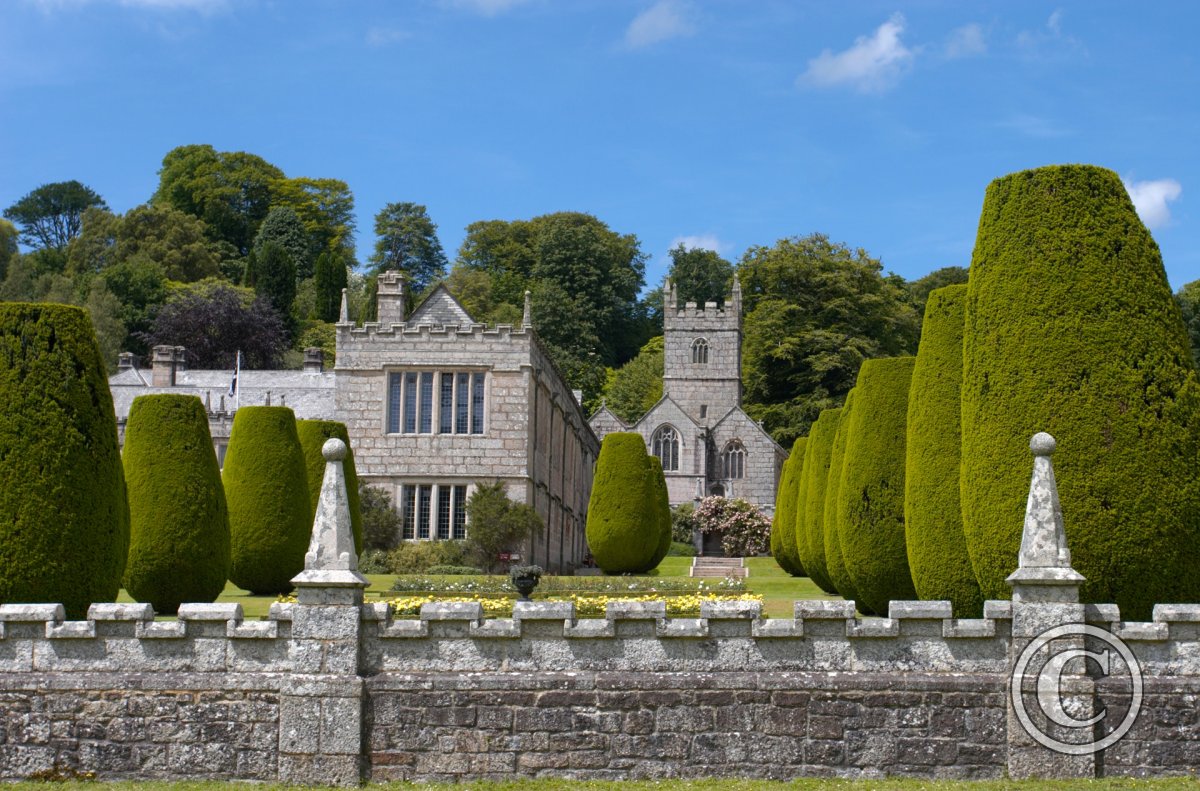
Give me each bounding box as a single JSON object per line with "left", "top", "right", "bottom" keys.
{"left": 652, "top": 425, "right": 680, "bottom": 471}
{"left": 691, "top": 338, "right": 709, "bottom": 364}
{"left": 722, "top": 440, "right": 746, "bottom": 479}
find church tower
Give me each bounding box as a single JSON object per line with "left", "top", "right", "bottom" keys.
{"left": 661, "top": 276, "right": 742, "bottom": 426}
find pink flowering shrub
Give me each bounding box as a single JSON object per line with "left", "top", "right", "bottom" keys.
{"left": 692, "top": 496, "right": 772, "bottom": 557}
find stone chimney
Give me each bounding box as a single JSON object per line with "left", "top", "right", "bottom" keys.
{"left": 376, "top": 270, "right": 406, "bottom": 326}
{"left": 304, "top": 347, "right": 325, "bottom": 373}
{"left": 117, "top": 352, "right": 135, "bottom": 372}
{"left": 151, "top": 345, "right": 177, "bottom": 386}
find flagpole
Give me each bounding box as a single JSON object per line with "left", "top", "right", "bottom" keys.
{"left": 235, "top": 351, "right": 241, "bottom": 412}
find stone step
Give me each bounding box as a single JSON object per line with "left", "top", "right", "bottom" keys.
{"left": 689, "top": 556, "right": 748, "bottom": 578}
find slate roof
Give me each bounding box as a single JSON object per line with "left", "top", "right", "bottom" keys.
{"left": 109, "top": 367, "right": 335, "bottom": 421}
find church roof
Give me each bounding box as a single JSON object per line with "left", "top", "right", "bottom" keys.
{"left": 711, "top": 405, "right": 789, "bottom": 455}
{"left": 408, "top": 283, "right": 475, "bottom": 326}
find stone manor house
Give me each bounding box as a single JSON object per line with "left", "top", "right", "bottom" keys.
{"left": 589, "top": 276, "right": 787, "bottom": 519}
{"left": 108, "top": 271, "right": 599, "bottom": 573}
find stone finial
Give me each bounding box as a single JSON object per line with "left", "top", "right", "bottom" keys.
{"left": 522, "top": 290, "right": 532, "bottom": 329}
{"left": 338, "top": 288, "right": 349, "bottom": 325}
{"left": 1006, "top": 432, "right": 1085, "bottom": 600}
{"left": 731, "top": 272, "right": 742, "bottom": 313}
{"left": 293, "top": 438, "right": 368, "bottom": 590}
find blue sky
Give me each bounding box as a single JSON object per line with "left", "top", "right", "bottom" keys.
{"left": 3, "top": 0, "right": 1198, "bottom": 290}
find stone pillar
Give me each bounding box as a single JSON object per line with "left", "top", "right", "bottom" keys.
{"left": 303, "top": 347, "right": 324, "bottom": 373}
{"left": 278, "top": 438, "right": 369, "bottom": 786}
{"left": 1005, "top": 432, "right": 1096, "bottom": 779}
{"left": 150, "top": 344, "right": 176, "bottom": 386}
{"left": 117, "top": 351, "right": 135, "bottom": 372}
{"left": 376, "top": 270, "right": 405, "bottom": 326}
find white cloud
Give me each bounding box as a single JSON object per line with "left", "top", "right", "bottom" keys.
{"left": 439, "top": 0, "right": 531, "bottom": 16}
{"left": 798, "top": 13, "right": 914, "bottom": 93}
{"left": 366, "top": 26, "right": 410, "bottom": 47}
{"left": 624, "top": 0, "right": 695, "bottom": 49}
{"left": 945, "top": 23, "right": 986, "bottom": 59}
{"left": 1124, "top": 178, "right": 1182, "bottom": 230}
{"left": 669, "top": 235, "right": 728, "bottom": 254}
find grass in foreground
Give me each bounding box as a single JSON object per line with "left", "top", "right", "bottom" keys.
{"left": 7, "top": 778, "right": 1200, "bottom": 790}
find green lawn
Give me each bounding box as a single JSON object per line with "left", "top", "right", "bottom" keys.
{"left": 9, "top": 778, "right": 1199, "bottom": 790}
{"left": 117, "top": 558, "right": 841, "bottom": 620}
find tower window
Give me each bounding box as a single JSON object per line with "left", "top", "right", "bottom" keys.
{"left": 652, "top": 425, "right": 680, "bottom": 471}
{"left": 691, "top": 338, "right": 709, "bottom": 364}
{"left": 722, "top": 440, "right": 746, "bottom": 479}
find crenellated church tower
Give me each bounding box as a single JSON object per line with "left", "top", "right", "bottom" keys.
{"left": 661, "top": 275, "right": 743, "bottom": 427}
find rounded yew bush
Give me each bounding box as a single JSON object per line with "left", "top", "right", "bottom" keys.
{"left": 123, "top": 394, "right": 230, "bottom": 613}
{"left": 586, "top": 432, "right": 659, "bottom": 573}
{"left": 223, "top": 406, "right": 313, "bottom": 594}
{"left": 795, "top": 408, "right": 842, "bottom": 594}
{"left": 770, "top": 438, "right": 806, "bottom": 576}
{"left": 905, "top": 284, "right": 982, "bottom": 617}
{"left": 823, "top": 391, "right": 863, "bottom": 610}
{"left": 962, "top": 164, "right": 1200, "bottom": 619}
{"left": 644, "top": 455, "right": 673, "bottom": 571}
{"left": 0, "top": 303, "right": 129, "bottom": 618}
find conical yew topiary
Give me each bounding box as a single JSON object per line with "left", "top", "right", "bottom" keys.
{"left": 586, "top": 432, "right": 659, "bottom": 573}
{"left": 905, "top": 284, "right": 983, "bottom": 617}
{"left": 297, "top": 419, "right": 363, "bottom": 556}
{"left": 123, "top": 394, "right": 230, "bottom": 613}
{"left": 0, "top": 303, "right": 129, "bottom": 618}
{"left": 770, "top": 438, "right": 807, "bottom": 576}
{"left": 823, "top": 391, "right": 862, "bottom": 610}
{"left": 961, "top": 164, "right": 1200, "bottom": 619}
{"left": 644, "top": 455, "right": 673, "bottom": 571}
{"left": 223, "top": 406, "right": 313, "bottom": 594}
{"left": 795, "top": 408, "right": 842, "bottom": 594}
{"left": 837, "top": 357, "right": 918, "bottom": 616}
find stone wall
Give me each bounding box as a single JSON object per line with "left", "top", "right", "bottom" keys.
{"left": 4, "top": 597, "right": 1200, "bottom": 783}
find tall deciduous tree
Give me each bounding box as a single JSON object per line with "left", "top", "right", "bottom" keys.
{"left": 603, "top": 336, "right": 664, "bottom": 424}
{"left": 0, "top": 219, "right": 18, "bottom": 279}
{"left": 370, "top": 202, "right": 448, "bottom": 293}
{"left": 1176, "top": 280, "right": 1200, "bottom": 370}
{"left": 68, "top": 205, "right": 223, "bottom": 282}
{"left": 3, "top": 180, "right": 107, "bottom": 254}
{"left": 668, "top": 244, "right": 733, "bottom": 307}
{"left": 738, "top": 233, "right": 920, "bottom": 445}
{"left": 153, "top": 145, "right": 284, "bottom": 255}
{"left": 271, "top": 177, "right": 356, "bottom": 262}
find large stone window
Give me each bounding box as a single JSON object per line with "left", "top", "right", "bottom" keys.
{"left": 721, "top": 439, "right": 746, "bottom": 479}
{"left": 652, "top": 424, "right": 680, "bottom": 471}
{"left": 399, "top": 482, "right": 469, "bottom": 540}
{"left": 691, "top": 338, "right": 709, "bottom": 364}
{"left": 387, "top": 370, "right": 485, "bottom": 435}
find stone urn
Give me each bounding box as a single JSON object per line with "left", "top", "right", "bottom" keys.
{"left": 509, "top": 564, "right": 543, "bottom": 602}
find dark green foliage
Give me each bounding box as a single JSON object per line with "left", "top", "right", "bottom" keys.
{"left": 586, "top": 433, "right": 659, "bottom": 573}
{"left": 837, "top": 357, "right": 917, "bottom": 616}
{"left": 222, "top": 406, "right": 312, "bottom": 594}
{"left": 961, "top": 165, "right": 1200, "bottom": 619}
{"left": 464, "top": 481, "right": 543, "bottom": 573}
{"left": 668, "top": 541, "right": 697, "bottom": 557}
{"left": 770, "top": 438, "right": 807, "bottom": 576}
{"left": 822, "top": 390, "right": 862, "bottom": 609}
{"left": 0, "top": 303, "right": 128, "bottom": 618}
{"left": 254, "top": 241, "right": 297, "bottom": 329}
{"left": 668, "top": 244, "right": 733, "bottom": 307}
{"left": 1176, "top": 280, "right": 1200, "bottom": 370}
{"left": 671, "top": 502, "right": 697, "bottom": 543}
{"left": 254, "top": 206, "right": 312, "bottom": 279}
{"left": 603, "top": 335, "right": 664, "bottom": 424}
{"left": 4, "top": 180, "right": 107, "bottom": 252}
{"left": 644, "top": 456, "right": 673, "bottom": 571}
{"left": 370, "top": 202, "right": 448, "bottom": 293}
{"left": 296, "top": 420, "right": 363, "bottom": 556}
{"left": 122, "top": 395, "right": 230, "bottom": 613}
{"left": 738, "top": 233, "right": 920, "bottom": 446}
{"left": 141, "top": 281, "right": 288, "bottom": 370}
{"left": 313, "top": 251, "right": 349, "bottom": 322}
{"left": 360, "top": 483, "right": 402, "bottom": 551}
{"left": 795, "top": 408, "right": 842, "bottom": 594}
{"left": 905, "top": 285, "right": 982, "bottom": 616}
{"left": 386, "top": 540, "right": 468, "bottom": 574}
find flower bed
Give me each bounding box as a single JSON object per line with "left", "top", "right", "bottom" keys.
{"left": 381, "top": 592, "right": 764, "bottom": 618}
{"left": 387, "top": 574, "right": 746, "bottom": 595}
